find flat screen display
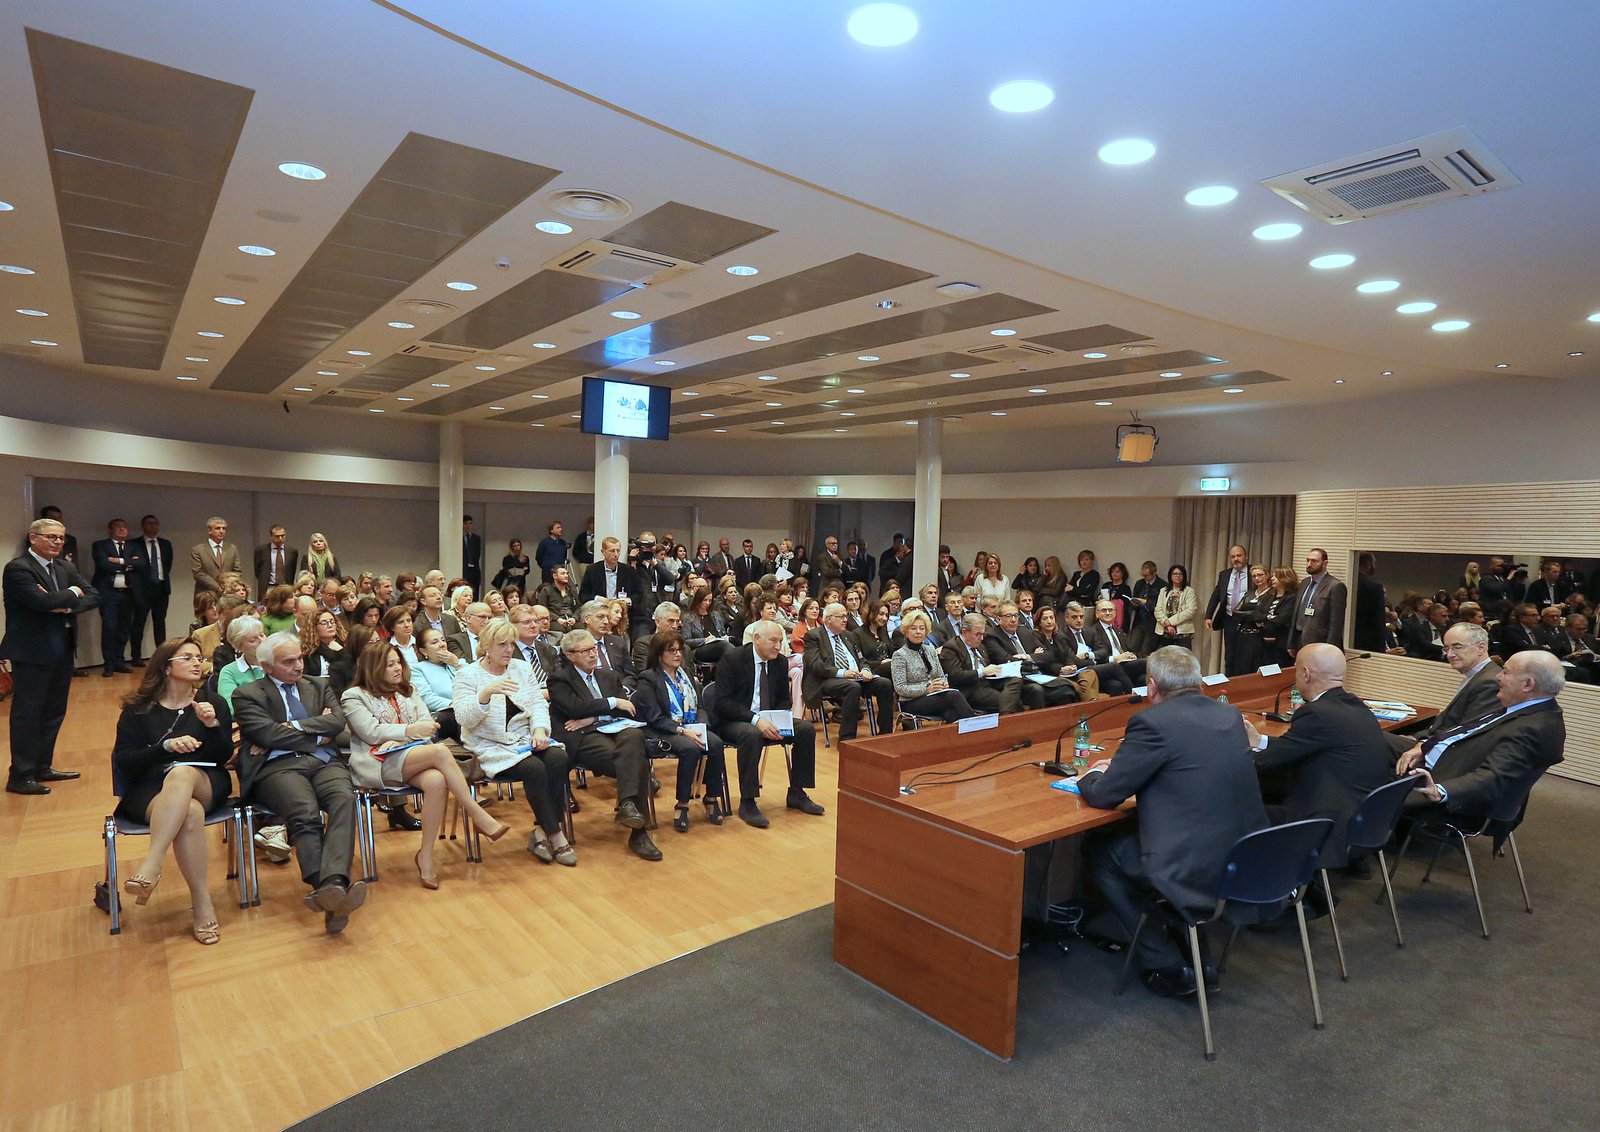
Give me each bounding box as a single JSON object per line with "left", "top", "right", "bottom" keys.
{"left": 580, "top": 377, "right": 671, "bottom": 441}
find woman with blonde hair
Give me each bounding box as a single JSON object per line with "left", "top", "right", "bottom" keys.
{"left": 342, "top": 643, "right": 509, "bottom": 888}
{"left": 305, "top": 532, "right": 339, "bottom": 583}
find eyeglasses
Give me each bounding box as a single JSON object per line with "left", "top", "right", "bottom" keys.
{"left": 571, "top": 645, "right": 598, "bottom": 656}
{"left": 1442, "top": 643, "right": 1475, "bottom": 653}
{"left": 33, "top": 533, "right": 66, "bottom": 542}
{"left": 171, "top": 652, "right": 203, "bottom": 663}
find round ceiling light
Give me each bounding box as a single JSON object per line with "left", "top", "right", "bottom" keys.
{"left": 1309, "top": 254, "right": 1356, "bottom": 269}
{"left": 197, "top": 331, "right": 224, "bottom": 338}
{"left": 1432, "top": 320, "right": 1471, "bottom": 332}
{"left": 1222, "top": 387, "right": 1245, "bottom": 394}
{"left": 989, "top": 328, "right": 1016, "bottom": 337}
{"left": 532, "top": 342, "right": 557, "bottom": 349}
{"left": 846, "top": 4, "right": 919, "bottom": 46}
{"left": 30, "top": 339, "right": 58, "bottom": 346}
{"left": 445, "top": 281, "right": 477, "bottom": 292}
{"left": 1252, "top": 223, "right": 1302, "bottom": 241}
{"left": 610, "top": 310, "right": 642, "bottom": 320}
{"left": 1094, "top": 400, "right": 1114, "bottom": 407}
{"left": 213, "top": 296, "right": 245, "bottom": 305}
{"left": 15, "top": 308, "right": 48, "bottom": 317}
{"left": 1098, "top": 138, "right": 1157, "bottom": 165}
{"left": 1395, "top": 301, "right": 1438, "bottom": 314}
{"left": 277, "top": 162, "right": 326, "bottom": 180}
{"left": 0, "top": 264, "right": 37, "bottom": 274}
{"left": 726, "top": 265, "right": 759, "bottom": 277}
{"left": 1184, "top": 185, "right": 1238, "bottom": 207}
{"left": 387, "top": 321, "right": 415, "bottom": 329}
{"left": 989, "top": 80, "right": 1054, "bottom": 113}
{"left": 747, "top": 334, "right": 772, "bottom": 341}
{"left": 534, "top": 220, "right": 573, "bottom": 235}
{"left": 1084, "top": 351, "right": 1107, "bottom": 359}
{"left": 237, "top": 244, "right": 276, "bottom": 257}
{"left": 1356, "top": 279, "right": 1401, "bottom": 294}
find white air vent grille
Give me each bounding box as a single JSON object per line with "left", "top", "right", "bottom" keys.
{"left": 545, "top": 240, "right": 694, "bottom": 287}
{"left": 1261, "top": 127, "right": 1519, "bottom": 225}
{"left": 400, "top": 341, "right": 487, "bottom": 362}
{"left": 962, "top": 341, "right": 1060, "bottom": 364}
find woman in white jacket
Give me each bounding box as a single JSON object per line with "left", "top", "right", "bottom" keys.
{"left": 452, "top": 619, "right": 576, "bottom": 866}
{"left": 342, "top": 643, "right": 509, "bottom": 888}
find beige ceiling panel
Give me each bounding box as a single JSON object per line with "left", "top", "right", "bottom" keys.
{"left": 603, "top": 201, "right": 776, "bottom": 263}
{"left": 1025, "top": 325, "right": 1150, "bottom": 352}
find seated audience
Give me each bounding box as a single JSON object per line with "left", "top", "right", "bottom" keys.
{"left": 216, "top": 615, "right": 266, "bottom": 706}
{"left": 940, "top": 612, "right": 1031, "bottom": 714}
{"left": 633, "top": 629, "right": 729, "bottom": 831}
{"left": 803, "top": 602, "right": 895, "bottom": 740}
{"left": 413, "top": 625, "right": 466, "bottom": 739}
{"left": 534, "top": 564, "right": 580, "bottom": 634}
{"left": 383, "top": 605, "right": 420, "bottom": 665}
{"left": 892, "top": 610, "right": 977, "bottom": 723}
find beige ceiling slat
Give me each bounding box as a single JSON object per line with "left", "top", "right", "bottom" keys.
{"left": 214, "top": 133, "right": 559, "bottom": 394}
{"left": 27, "top": 30, "right": 254, "bottom": 370}
{"left": 1024, "top": 325, "right": 1149, "bottom": 352}
{"left": 602, "top": 201, "right": 775, "bottom": 264}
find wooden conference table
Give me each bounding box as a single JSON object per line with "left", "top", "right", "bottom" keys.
{"left": 831, "top": 671, "right": 1427, "bottom": 1059}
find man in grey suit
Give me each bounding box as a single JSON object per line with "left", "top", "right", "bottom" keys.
{"left": 1420, "top": 623, "right": 1502, "bottom": 739}
{"left": 231, "top": 631, "right": 365, "bottom": 934}
{"left": 1287, "top": 547, "right": 1346, "bottom": 654}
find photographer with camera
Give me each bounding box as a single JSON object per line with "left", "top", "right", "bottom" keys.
{"left": 1479, "top": 555, "right": 1528, "bottom": 621}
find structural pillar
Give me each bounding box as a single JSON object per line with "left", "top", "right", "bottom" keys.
{"left": 594, "top": 435, "right": 630, "bottom": 548}
{"left": 912, "top": 416, "right": 942, "bottom": 591}
{"left": 438, "top": 421, "right": 464, "bottom": 576}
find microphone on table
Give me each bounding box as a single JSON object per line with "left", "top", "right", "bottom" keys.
{"left": 1040, "top": 695, "right": 1146, "bottom": 775}
{"left": 1262, "top": 685, "right": 1291, "bottom": 723}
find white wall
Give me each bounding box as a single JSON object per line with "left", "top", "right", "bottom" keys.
{"left": 941, "top": 496, "right": 1176, "bottom": 582}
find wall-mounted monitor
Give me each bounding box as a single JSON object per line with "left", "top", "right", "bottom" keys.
{"left": 580, "top": 377, "right": 671, "bottom": 441}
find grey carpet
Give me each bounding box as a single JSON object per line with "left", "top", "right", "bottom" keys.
{"left": 296, "top": 776, "right": 1600, "bottom": 1132}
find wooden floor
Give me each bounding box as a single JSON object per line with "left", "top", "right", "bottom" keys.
{"left": 0, "top": 673, "right": 839, "bottom": 1131}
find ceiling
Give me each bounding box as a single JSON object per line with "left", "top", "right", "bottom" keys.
{"left": 0, "top": 0, "right": 1595, "bottom": 446}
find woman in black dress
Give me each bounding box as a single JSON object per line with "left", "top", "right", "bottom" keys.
{"left": 853, "top": 599, "right": 896, "bottom": 679}
{"left": 111, "top": 637, "right": 233, "bottom": 945}
{"left": 1012, "top": 556, "right": 1044, "bottom": 594}
{"left": 632, "top": 630, "right": 729, "bottom": 832}
{"left": 1229, "top": 565, "right": 1276, "bottom": 674}
{"left": 492, "top": 538, "right": 533, "bottom": 592}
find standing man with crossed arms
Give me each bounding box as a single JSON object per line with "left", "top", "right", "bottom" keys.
{"left": 1204, "top": 544, "right": 1253, "bottom": 676}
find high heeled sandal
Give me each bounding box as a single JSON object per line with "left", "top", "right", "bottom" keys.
{"left": 673, "top": 805, "right": 690, "bottom": 833}
{"left": 485, "top": 820, "right": 512, "bottom": 842}
{"left": 414, "top": 850, "right": 440, "bottom": 890}
{"left": 191, "top": 918, "right": 221, "bottom": 945}
{"left": 124, "top": 873, "right": 160, "bottom": 905}
{"left": 704, "top": 799, "right": 725, "bottom": 826}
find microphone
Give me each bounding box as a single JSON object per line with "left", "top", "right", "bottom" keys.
{"left": 1263, "top": 685, "right": 1291, "bottom": 723}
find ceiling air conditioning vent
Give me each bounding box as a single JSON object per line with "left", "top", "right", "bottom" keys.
{"left": 545, "top": 240, "right": 695, "bottom": 287}
{"left": 400, "top": 341, "right": 487, "bottom": 362}
{"left": 1261, "top": 127, "right": 1519, "bottom": 225}
{"left": 962, "top": 341, "right": 1059, "bottom": 364}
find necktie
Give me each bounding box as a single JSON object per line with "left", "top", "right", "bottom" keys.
{"left": 48, "top": 560, "right": 63, "bottom": 591}
{"left": 831, "top": 633, "right": 853, "bottom": 670}
{"left": 114, "top": 540, "right": 123, "bottom": 559}
{"left": 585, "top": 670, "right": 604, "bottom": 703}
{"left": 1008, "top": 632, "right": 1023, "bottom": 654}
{"left": 213, "top": 543, "right": 223, "bottom": 567}
{"left": 1229, "top": 568, "right": 1244, "bottom": 611}
{"left": 1422, "top": 705, "right": 1510, "bottom": 765}
{"left": 282, "top": 681, "right": 309, "bottom": 721}
{"left": 968, "top": 645, "right": 983, "bottom": 671}
{"left": 597, "top": 642, "right": 611, "bottom": 671}
{"left": 148, "top": 539, "right": 161, "bottom": 580}
{"left": 273, "top": 548, "right": 282, "bottom": 583}
{"left": 758, "top": 660, "right": 771, "bottom": 710}
{"left": 1106, "top": 626, "right": 1121, "bottom": 654}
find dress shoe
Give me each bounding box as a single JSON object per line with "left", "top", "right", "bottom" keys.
{"left": 786, "top": 790, "right": 826, "bottom": 816}
{"left": 613, "top": 800, "right": 648, "bottom": 830}
{"left": 101, "top": 669, "right": 114, "bottom": 678}
{"left": 129, "top": 658, "right": 146, "bottom": 667}
{"left": 1202, "top": 965, "right": 1221, "bottom": 994}
{"left": 1142, "top": 965, "right": 1198, "bottom": 998}
{"left": 527, "top": 832, "right": 555, "bottom": 863}
{"left": 553, "top": 844, "right": 578, "bottom": 866}
{"left": 6, "top": 778, "right": 48, "bottom": 796}
{"left": 115, "top": 663, "right": 133, "bottom": 674}
{"left": 37, "top": 768, "right": 81, "bottom": 782}
{"left": 386, "top": 807, "right": 422, "bottom": 831}
{"left": 673, "top": 805, "right": 690, "bottom": 833}
{"left": 738, "top": 800, "right": 769, "bottom": 828}
{"left": 627, "top": 829, "right": 664, "bottom": 861}
{"left": 414, "top": 851, "right": 440, "bottom": 890}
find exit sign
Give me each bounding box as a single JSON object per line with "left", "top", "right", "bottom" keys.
{"left": 1199, "top": 477, "right": 1231, "bottom": 492}
{"left": 816, "top": 485, "right": 839, "bottom": 497}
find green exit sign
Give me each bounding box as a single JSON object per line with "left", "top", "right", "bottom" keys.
{"left": 816, "top": 485, "right": 839, "bottom": 497}
{"left": 1199, "top": 477, "right": 1231, "bottom": 491}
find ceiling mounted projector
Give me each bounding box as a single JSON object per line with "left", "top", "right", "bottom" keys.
{"left": 1116, "top": 416, "right": 1159, "bottom": 464}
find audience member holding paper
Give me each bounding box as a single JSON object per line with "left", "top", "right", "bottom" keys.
{"left": 634, "top": 629, "right": 729, "bottom": 832}
{"left": 1031, "top": 606, "right": 1101, "bottom": 702}
{"left": 891, "top": 610, "right": 977, "bottom": 723}
{"left": 111, "top": 637, "right": 233, "bottom": 946}
{"left": 803, "top": 602, "right": 896, "bottom": 740}
{"left": 939, "top": 613, "right": 1029, "bottom": 715}
{"left": 548, "top": 628, "right": 662, "bottom": 861}
{"left": 343, "top": 642, "right": 508, "bottom": 889}
{"left": 982, "top": 601, "right": 1066, "bottom": 707}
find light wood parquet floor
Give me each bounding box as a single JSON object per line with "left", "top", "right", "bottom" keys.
{"left": 0, "top": 671, "right": 839, "bottom": 1130}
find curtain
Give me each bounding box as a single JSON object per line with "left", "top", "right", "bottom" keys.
{"left": 791, "top": 500, "right": 814, "bottom": 560}
{"left": 1173, "top": 495, "right": 1297, "bottom": 675}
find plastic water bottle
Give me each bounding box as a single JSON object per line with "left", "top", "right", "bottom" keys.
{"left": 1289, "top": 687, "right": 1304, "bottom": 714}
{"left": 1217, "top": 692, "right": 1230, "bottom": 705}
{"left": 1072, "top": 715, "right": 1092, "bottom": 773}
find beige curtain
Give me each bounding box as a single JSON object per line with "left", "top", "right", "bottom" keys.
{"left": 791, "top": 501, "right": 814, "bottom": 560}
{"left": 1173, "top": 495, "right": 1297, "bottom": 675}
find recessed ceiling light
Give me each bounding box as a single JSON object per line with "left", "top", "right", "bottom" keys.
{"left": 758, "top": 374, "right": 778, "bottom": 381}
{"left": 237, "top": 244, "right": 276, "bottom": 257}
{"left": 175, "top": 375, "right": 198, "bottom": 381}
{"left": 347, "top": 349, "right": 372, "bottom": 356}
{"left": 990, "top": 411, "right": 1008, "bottom": 416}
{"left": 904, "top": 420, "right": 915, "bottom": 425}
{"left": 654, "top": 360, "right": 676, "bottom": 366}
{"left": 535, "top": 220, "right": 573, "bottom": 234}
{"left": 368, "top": 408, "right": 384, "bottom": 413}
{"left": 697, "top": 411, "right": 715, "bottom": 418}
{"left": 1094, "top": 400, "right": 1114, "bottom": 407}
{"left": 846, "top": 3, "right": 919, "bottom": 47}
{"left": 196, "top": 331, "right": 224, "bottom": 337}
{"left": 949, "top": 372, "right": 970, "bottom": 379}
{"left": 989, "top": 328, "right": 1016, "bottom": 337}
{"left": 835, "top": 428, "right": 849, "bottom": 433}
{"left": 713, "top": 428, "right": 727, "bottom": 433}
{"left": 277, "top": 162, "right": 326, "bottom": 180}
{"left": 570, "top": 413, "right": 580, "bottom": 418}
{"left": 430, "top": 382, "right": 451, "bottom": 388}
{"left": 766, "top": 401, "right": 783, "bottom": 407}
{"left": 1084, "top": 351, "right": 1107, "bottom": 359}
{"left": 989, "top": 80, "right": 1054, "bottom": 113}
{"left": 213, "top": 296, "right": 245, "bottom": 305}
{"left": 611, "top": 310, "right": 642, "bottom": 320}
{"left": 29, "top": 339, "right": 57, "bottom": 346}
{"left": 530, "top": 422, "right": 545, "bottom": 428}
{"left": 1494, "top": 363, "right": 1509, "bottom": 368}
{"left": 15, "top": 308, "right": 47, "bottom": 317}
{"left": 1028, "top": 387, "right": 1048, "bottom": 394}
{"left": 1252, "top": 223, "right": 1302, "bottom": 241}
{"left": 1431, "top": 320, "right": 1471, "bottom": 332}
{"left": 857, "top": 355, "right": 880, "bottom": 361}
{"left": 0, "top": 264, "right": 36, "bottom": 274}
{"left": 532, "top": 342, "right": 557, "bottom": 349}
{"left": 1098, "top": 138, "right": 1157, "bottom": 165}
{"left": 1586, "top": 312, "right": 1600, "bottom": 323}
{"left": 681, "top": 390, "right": 700, "bottom": 397}
{"left": 387, "top": 321, "right": 415, "bottom": 329}
{"left": 446, "top": 281, "right": 477, "bottom": 292}
{"left": 1222, "top": 387, "right": 1245, "bottom": 394}
{"left": 1309, "top": 254, "right": 1356, "bottom": 270}
{"left": 1381, "top": 371, "right": 1393, "bottom": 376}
{"left": 847, "top": 388, "right": 866, "bottom": 394}
{"left": 1334, "top": 379, "right": 1345, "bottom": 384}
{"left": 316, "top": 370, "right": 338, "bottom": 376}
{"left": 532, "top": 393, "right": 549, "bottom": 399}
{"left": 1160, "top": 371, "right": 1182, "bottom": 378}
{"left": 841, "top": 412, "right": 856, "bottom": 417}
{"left": 396, "top": 396, "right": 414, "bottom": 401}
{"left": 747, "top": 334, "right": 772, "bottom": 342}
{"left": 293, "top": 386, "right": 314, "bottom": 392}
{"left": 0, "top": 200, "right": 13, "bottom": 211}
{"left": 726, "top": 265, "right": 759, "bottom": 276}
{"left": 489, "top": 405, "right": 506, "bottom": 410}
{"left": 1569, "top": 351, "right": 1585, "bottom": 357}
{"left": 1356, "top": 279, "right": 1401, "bottom": 294}
{"left": 1395, "top": 301, "right": 1438, "bottom": 314}
{"left": 184, "top": 355, "right": 208, "bottom": 362}
{"left": 771, "top": 421, "right": 785, "bottom": 425}
{"left": 475, "top": 364, "right": 497, "bottom": 371}
{"left": 1184, "top": 185, "right": 1238, "bottom": 207}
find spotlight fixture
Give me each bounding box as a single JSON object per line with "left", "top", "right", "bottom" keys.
{"left": 1115, "top": 413, "right": 1159, "bottom": 464}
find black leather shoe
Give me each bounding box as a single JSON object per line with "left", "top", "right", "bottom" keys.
{"left": 613, "top": 800, "right": 648, "bottom": 830}
{"left": 704, "top": 799, "right": 725, "bottom": 826}
{"left": 6, "top": 777, "right": 49, "bottom": 796}
{"left": 627, "top": 829, "right": 664, "bottom": 861}
{"left": 101, "top": 669, "right": 115, "bottom": 678}
{"left": 129, "top": 658, "right": 146, "bottom": 667}
{"left": 1202, "top": 965, "right": 1221, "bottom": 994}
{"left": 738, "top": 800, "right": 769, "bottom": 828}
{"left": 673, "top": 805, "right": 690, "bottom": 833}
{"left": 1143, "top": 966, "right": 1198, "bottom": 998}
{"left": 786, "top": 790, "right": 825, "bottom": 816}
{"left": 115, "top": 664, "right": 133, "bottom": 674}
{"left": 386, "top": 807, "right": 422, "bottom": 831}
{"left": 38, "top": 768, "right": 81, "bottom": 782}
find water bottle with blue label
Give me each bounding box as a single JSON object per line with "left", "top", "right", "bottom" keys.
{"left": 1072, "top": 715, "right": 1092, "bottom": 773}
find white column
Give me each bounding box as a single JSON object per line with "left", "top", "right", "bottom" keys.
{"left": 438, "top": 421, "right": 464, "bottom": 575}
{"left": 912, "top": 417, "right": 942, "bottom": 590}
{"left": 594, "top": 435, "right": 630, "bottom": 548}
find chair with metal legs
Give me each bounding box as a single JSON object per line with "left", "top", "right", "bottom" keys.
{"left": 102, "top": 799, "right": 247, "bottom": 935}
{"left": 1316, "top": 776, "right": 1417, "bottom": 980}
{"left": 464, "top": 765, "right": 574, "bottom": 862}
{"left": 1114, "top": 818, "right": 1335, "bottom": 1061}
{"left": 353, "top": 784, "right": 424, "bottom": 883}
{"left": 810, "top": 693, "right": 878, "bottom": 749}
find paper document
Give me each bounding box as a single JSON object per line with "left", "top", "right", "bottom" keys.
{"left": 757, "top": 709, "right": 794, "bottom": 736}
{"left": 990, "top": 660, "right": 1022, "bottom": 679}
{"left": 596, "top": 718, "right": 648, "bottom": 734}
{"left": 683, "top": 722, "right": 708, "bottom": 745}
{"left": 1025, "top": 672, "right": 1057, "bottom": 685}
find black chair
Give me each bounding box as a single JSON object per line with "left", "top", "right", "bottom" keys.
{"left": 1392, "top": 765, "right": 1548, "bottom": 939}
{"left": 1114, "top": 818, "right": 1334, "bottom": 1061}
{"left": 1320, "top": 776, "right": 1417, "bottom": 979}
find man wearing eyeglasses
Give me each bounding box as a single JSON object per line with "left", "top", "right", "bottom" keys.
{"left": 1415, "top": 623, "right": 1502, "bottom": 741}
{"left": 3, "top": 518, "right": 100, "bottom": 795}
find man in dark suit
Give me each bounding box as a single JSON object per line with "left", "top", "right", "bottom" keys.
{"left": 189, "top": 515, "right": 241, "bottom": 595}
{"left": 1128, "top": 560, "right": 1167, "bottom": 656}
{"left": 931, "top": 590, "right": 966, "bottom": 645}
{"left": 511, "top": 605, "right": 562, "bottom": 685}
{"left": 842, "top": 540, "right": 876, "bottom": 588}
{"left": 1477, "top": 556, "right": 1527, "bottom": 620}
{"left": 1398, "top": 651, "right": 1565, "bottom": 819}
{"left": 1078, "top": 646, "right": 1268, "bottom": 998}
{"left": 253, "top": 524, "right": 300, "bottom": 597}
{"left": 1351, "top": 552, "right": 1388, "bottom": 653}
{"left": 1243, "top": 644, "right": 1395, "bottom": 870}
{"left": 631, "top": 601, "right": 691, "bottom": 673}
{"left": 577, "top": 535, "right": 641, "bottom": 628}
{"left": 940, "top": 613, "right": 1027, "bottom": 714}
{"left": 731, "top": 539, "right": 762, "bottom": 588}
{"left": 707, "top": 536, "right": 735, "bottom": 581}
{"left": 3, "top": 518, "right": 100, "bottom": 794}
{"left": 1204, "top": 544, "right": 1253, "bottom": 676}
{"left": 1523, "top": 560, "right": 1571, "bottom": 611}
{"left": 980, "top": 603, "right": 1055, "bottom": 707}
{"left": 129, "top": 513, "right": 173, "bottom": 664}
{"left": 577, "top": 598, "right": 637, "bottom": 687}
{"left": 881, "top": 541, "right": 914, "bottom": 598}
{"left": 1410, "top": 623, "right": 1503, "bottom": 747}
{"left": 462, "top": 515, "right": 484, "bottom": 596}
{"left": 1493, "top": 603, "right": 1545, "bottom": 661}
{"left": 877, "top": 534, "right": 907, "bottom": 594}
{"left": 1287, "top": 547, "right": 1347, "bottom": 653}
{"left": 548, "top": 628, "right": 661, "bottom": 860}
{"left": 1556, "top": 613, "right": 1599, "bottom": 683}
{"left": 446, "top": 602, "right": 492, "bottom": 662}
{"left": 935, "top": 549, "right": 961, "bottom": 598}
{"left": 815, "top": 535, "right": 845, "bottom": 591}
{"left": 803, "top": 602, "right": 894, "bottom": 740}
{"left": 1056, "top": 603, "right": 1130, "bottom": 697}
{"left": 1086, "top": 599, "right": 1147, "bottom": 693}
{"left": 35, "top": 505, "right": 80, "bottom": 567}
{"left": 91, "top": 518, "right": 143, "bottom": 677}
{"left": 231, "top": 631, "right": 366, "bottom": 933}
{"left": 710, "top": 621, "right": 824, "bottom": 828}
{"left": 1402, "top": 601, "right": 1449, "bottom": 662}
